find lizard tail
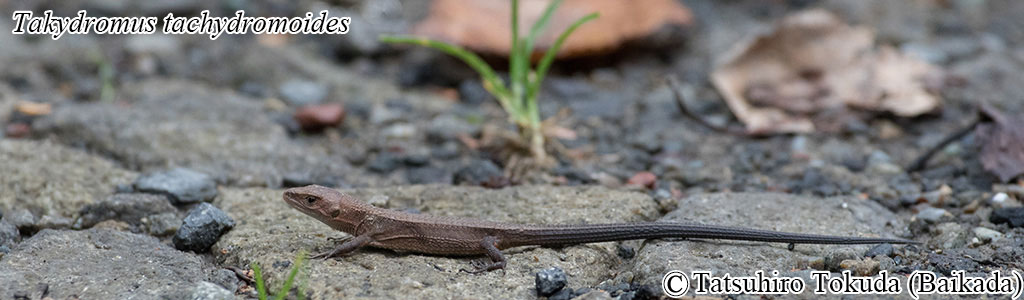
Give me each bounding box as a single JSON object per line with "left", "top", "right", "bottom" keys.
{"left": 507, "top": 222, "right": 917, "bottom": 247}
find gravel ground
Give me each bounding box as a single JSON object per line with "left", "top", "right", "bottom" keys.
{"left": 1, "top": 0, "right": 1022, "bottom": 299}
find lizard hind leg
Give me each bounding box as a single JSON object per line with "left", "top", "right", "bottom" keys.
{"left": 312, "top": 234, "right": 373, "bottom": 259}
{"left": 459, "top": 236, "right": 507, "bottom": 274}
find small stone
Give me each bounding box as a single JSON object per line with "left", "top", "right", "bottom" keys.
{"left": 972, "top": 227, "right": 1003, "bottom": 242}
{"left": 146, "top": 212, "right": 182, "bottom": 236}
{"left": 458, "top": 79, "right": 490, "bottom": 105}
{"left": 367, "top": 152, "right": 401, "bottom": 174}
{"left": 535, "top": 267, "right": 568, "bottom": 296}
{"left": 134, "top": 168, "right": 218, "bottom": 205}
{"left": 173, "top": 203, "right": 235, "bottom": 252}
{"left": 839, "top": 258, "right": 880, "bottom": 276}
{"left": 426, "top": 115, "right": 478, "bottom": 143}
{"left": 3, "top": 209, "right": 35, "bottom": 233}
{"left": 189, "top": 281, "right": 234, "bottom": 300}
{"left": 402, "top": 153, "right": 431, "bottom": 167}
{"left": 382, "top": 123, "right": 417, "bottom": 139}
{"left": 278, "top": 80, "right": 327, "bottom": 106}
{"left": 548, "top": 287, "right": 574, "bottom": 300}
{"left": 916, "top": 207, "right": 950, "bottom": 223}
{"left": 616, "top": 244, "right": 636, "bottom": 259}
{"left": 293, "top": 103, "right": 345, "bottom": 131}
{"left": 626, "top": 172, "right": 657, "bottom": 189}
{"left": 990, "top": 207, "right": 1024, "bottom": 228}
{"left": 864, "top": 243, "right": 894, "bottom": 258}
{"left": 991, "top": 192, "right": 1009, "bottom": 204}
{"left": 452, "top": 159, "right": 505, "bottom": 187}
{"left": 930, "top": 222, "right": 969, "bottom": 249}
{"left": 78, "top": 194, "right": 176, "bottom": 229}
{"left": 406, "top": 167, "right": 449, "bottom": 185}
{"left": 0, "top": 218, "right": 20, "bottom": 248}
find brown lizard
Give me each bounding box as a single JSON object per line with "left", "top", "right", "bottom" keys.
{"left": 283, "top": 185, "right": 917, "bottom": 273}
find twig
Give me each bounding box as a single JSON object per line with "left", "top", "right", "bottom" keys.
{"left": 906, "top": 118, "right": 981, "bottom": 172}
{"left": 666, "top": 76, "right": 751, "bottom": 136}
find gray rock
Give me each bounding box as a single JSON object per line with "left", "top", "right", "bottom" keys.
{"left": 135, "top": 168, "right": 218, "bottom": 205}
{"left": 189, "top": 281, "right": 234, "bottom": 300}
{"left": 863, "top": 243, "right": 894, "bottom": 258}
{"left": 930, "top": 222, "right": 969, "bottom": 249}
{"left": 630, "top": 193, "right": 906, "bottom": 297}
{"left": 78, "top": 193, "right": 176, "bottom": 229}
{"left": 535, "top": 267, "right": 568, "bottom": 296}
{"left": 174, "top": 203, "right": 235, "bottom": 252}
{"left": 452, "top": 159, "right": 504, "bottom": 186}
{"left": 0, "top": 229, "right": 220, "bottom": 299}
{"left": 0, "top": 140, "right": 136, "bottom": 225}
{"left": 916, "top": 207, "right": 950, "bottom": 223}
{"left": 0, "top": 218, "right": 19, "bottom": 248}
{"left": 990, "top": 207, "right": 1024, "bottom": 228}
{"left": 278, "top": 80, "right": 327, "bottom": 106}
{"left": 2, "top": 209, "right": 34, "bottom": 233}
{"left": 31, "top": 79, "right": 365, "bottom": 188}
{"left": 146, "top": 212, "right": 183, "bottom": 236}
{"left": 972, "top": 227, "right": 1003, "bottom": 242}
{"left": 211, "top": 185, "right": 658, "bottom": 299}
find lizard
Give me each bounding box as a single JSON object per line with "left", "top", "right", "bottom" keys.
{"left": 283, "top": 185, "right": 917, "bottom": 273}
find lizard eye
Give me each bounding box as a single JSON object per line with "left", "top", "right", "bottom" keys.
{"left": 304, "top": 195, "right": 318, "bottom": 205}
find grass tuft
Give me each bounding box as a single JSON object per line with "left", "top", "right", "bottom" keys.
{"left": 381, "top": 0, "right": 598, "bottom": 160}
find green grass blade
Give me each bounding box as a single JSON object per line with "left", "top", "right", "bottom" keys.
{"left": 251, "top": 262, "right": 267, "bottom": 300}
{"left": 380, "top": 35, "right": 511, "bottom": 100}
{"left": 274, "top": 252, "right": 308, "bottom": 300}
{"left": 528, "top": 13, "right": 599, "bottom": 102}
{"left": 523, "top": 0, "right": 563, "bottom": 55}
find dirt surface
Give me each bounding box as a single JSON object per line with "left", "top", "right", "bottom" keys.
{"left": 1, "top": 0, "right": 1023, "bottom": 299}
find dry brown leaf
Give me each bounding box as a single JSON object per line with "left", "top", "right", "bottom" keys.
{"left": 414, "top": 0, "right": 692, "bottom": 58}
{"left": 711, "top": 9, "right": 943, "bottom": 134}
{"left": 977, "top": 103, "right": 1024, "bottom": 182}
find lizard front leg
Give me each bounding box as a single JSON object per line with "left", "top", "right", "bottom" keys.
{"left": 313, "top": 234, "right": 373, "bottom": 259}
{"left": 460, "top": 236, "right": 506, "bottom": 274}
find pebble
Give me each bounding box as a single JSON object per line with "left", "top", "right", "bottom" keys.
{"left": 173, "top": 203, "right": 235, "bottom": 252}
{"left": 839, "top": 258, "right": 880, "bottom": 276}
{"left": 972, "top": 227, "right": 1003, "bottom": 242}
{"left": 626, "top": 172, "right": 657, "bottom": 189}
{"left": 134, "top": 168, "right": 218, "bottom": 205}
{"left": 535, "top": 267, "right": 568, "bottom": 296}
{"left": 458, "top": 79, "right": 490, "bottom": 105}
{"left": 405, "top": 167, "right": 449, "bottom": 184}
{"left": 452, "top": 159, "right": 504, "bottom": 186}
{"left": 382, "top": 123, "right": 417, "bottom": 139}
{"left": 991, "top": 192, "right": 1009, "bottom": 204}
{"left": 189, "top": 281, "right": 234, "bottom": 300}
{"left": 426, "top": 115, "right": 478, "bottom": 143}
{"left": 3, "top": 209, "right": 35, "bottom": 233}
{"left": 431, "top": 141, "right": 461, "bottom": 160}
{"left": 78, "top": 193, "right": 176, "bottom": 229}
{"left": 278, "top": 80, "right": 327, "bottom": 106}
{"left": 547, "top": 287, "right": 574, "bottom": 300}
{"left": 990, "top": 207, "right": 1024, "bottom": 228}
{"left": 145, "top": 212, "right": 182, "bottom": 236}
{"left": 293, "top": 103, "right": 345, "bottom": 131}
{"left": 367, "top": 152, "right": 401, "bottom": 174}
{"left": 916, "top": 207, "right": 950, "bottom": 223}
{"left": 863, "top": 243, "right": 894, "bottom": 258}
{"left": 0, "top": 218, "right": 20, "bottom": 247}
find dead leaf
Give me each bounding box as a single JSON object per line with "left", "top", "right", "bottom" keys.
{"left": 711, "top": 9, "right": 943, "bottom": 134}
{"left": 977, "top": 103, "right": 1024, "bottom": 182}
{"left": 414, "top": 0, "right": 692, "bottom": 58}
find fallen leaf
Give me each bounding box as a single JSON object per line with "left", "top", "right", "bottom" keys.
{"left": 711, "top": 9, "right": 943, "bottom": 134}
{"left": 414, "top": 0, "right": 692, "bottom": 58}
{"left": 977, "top": 103, "right": 1024, "bottom": 182}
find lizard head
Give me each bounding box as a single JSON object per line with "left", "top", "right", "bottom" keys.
{"left": 283, "top": 185, "right": 370, "bottom": 233}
